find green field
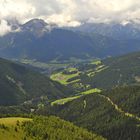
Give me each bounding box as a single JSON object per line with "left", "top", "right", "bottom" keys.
{"left": 51, "top": 88, "right": 101, "bottom": 106}
{"left": 51, "top": 95, "right": 81, "bottom": 106}
{"left": 87, "top": 65, "right": 108, "bottom": 77}
{"left": 0, "top": 117, "right": 32, "bottom": 140}
{"left": 81, "top": 88, "right": 101, "bottom": 95}
{"left": 90, "top": 60, "right": 101, "bottom": 65}
{"left": 51, "top": 68, "right": 80, "bottom": 85}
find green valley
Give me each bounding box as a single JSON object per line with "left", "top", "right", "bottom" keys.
{"left": 0, "top": 58, "right": 73, "bottom": 106}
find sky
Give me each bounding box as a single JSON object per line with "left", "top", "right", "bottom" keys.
{"left": 0, "top": 0, "right": 140, "bottom": 35}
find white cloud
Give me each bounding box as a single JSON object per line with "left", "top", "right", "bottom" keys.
{"left": 0, "top": 0, "right": 35, "bottom": 22}
{"left": 0, "top": 0, "right": 140, "bottom": 30}
{"left": 0, "top": 20, "right": 11, "bottom": 36}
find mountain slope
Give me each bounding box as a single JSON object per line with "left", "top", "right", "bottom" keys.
{"left": 89, "top": 51, "right": 140, "bottom": 89}
{"left": 23, "top": 116, "right": 105, "bottom": 140}
{"left": 0, "top": 28, "right": 116, "bottom": 61}
{"left": 0, "top": 58, "right": 72, "bottom": 106}
{"left": 70, "top": 22, "right": 140, "bottom": 40}
{"left": 74, "top": 51, "right": 140, "bottom": 90}
{"left": 0, "top": 116, "right": 105, "bottom": 140}
{"left": 44, "top": 85, "right": 140, "bottom": 140}
{"left": 49, "top": 51, "right": 140, "bottom": 93}
{"left": 1, "top": 19, "right": 140, "bottom": 62}
{"left": 103, "top": 85, "right": 140, "bottom": 117}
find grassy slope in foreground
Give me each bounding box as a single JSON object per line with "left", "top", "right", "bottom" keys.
{"left": 0, "top": 116, "right": 105, "bottom": 140}
{"left": 0, "top": 117, "right": 32, "bottom": 140}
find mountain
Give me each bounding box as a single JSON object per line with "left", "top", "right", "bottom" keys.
{"left": 84, "top": 51, "right": 140, "bottom": 89}
{"left": 43, "top": 85, "right": 140, "bottom": 140}
{"left": 70, "top": 21, "right": 140, "bottom": 40}
{"left": 0, "top": 58, "right": 72, "bottom": 106}
{"left": 20, "top": 19, "right": 57, "bottom": 37}
{"left": 0, "top": 19, "right": 140, "bottom": 62}
{"left": 50, "top": 51, "right": 140, "bottom": 92}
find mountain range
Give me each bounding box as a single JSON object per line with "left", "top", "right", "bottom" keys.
{"left": 70, "top": 21, "right": 140, "bottom": 40}
{"left": 0, "top": 19, "right": 140, "bottom": 62}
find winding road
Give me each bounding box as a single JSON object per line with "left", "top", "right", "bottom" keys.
{"left": 98, "top": 94, "right": 140, "bottom": 121}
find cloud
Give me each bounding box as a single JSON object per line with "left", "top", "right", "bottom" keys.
{"left": 0, "top": 0, "right": 35, "bottom": 22}
{"left": 0, "top": 20, "right": 11, "bottom": 36}
{"left": 0, "top": 0, "right": 140, "bottom": 30}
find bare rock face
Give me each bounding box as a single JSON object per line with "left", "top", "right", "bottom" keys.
{"left": 21, "top": 19, "right": 53, "bottom": 37}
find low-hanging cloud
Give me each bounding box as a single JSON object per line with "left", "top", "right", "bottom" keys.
{"left": 0, "top": 20, "right": 11, "bottom": 36}
{"left": 1, "top": 0, "right": 140, "bottom": 35}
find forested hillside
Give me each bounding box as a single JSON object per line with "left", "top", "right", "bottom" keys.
{"left": 23, "top": 116, "right": 105, "bottom": 140}
{"left": 0, "top": 58, "right": 73, "bottom": 106}
{"left": 44, "top": 85, "right": 140, "bottom": 140}
{"left": 67, "top": 51, "right": 140, "bottom": 90}
{"left": 90, "top": 51, "right": 140, "bottom": 88}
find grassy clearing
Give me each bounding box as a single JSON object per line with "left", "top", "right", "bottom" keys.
{"left": 87, "top": 71, "right": 95, "bottom": 77}
{"left": 51, "top": 95, "right": 81, "bottom": 106}
{"left": 87, "top": 65, "right": 109, "bottom": 77}
{"left": 66, "top": 67, "right": 77, "bottom": 72}
{"left": 95, "top": 65, "right": 109, "bottom": 73}
{"left": 68, "top": 79, "right": 81, "bottom": 84}
{"left": 0, "top": 117, "right": 32, "bottom": 125}
{"left": 51, "top": 68, "right": 80, "bottom": 85}
{"left": 51, "top": 72, "right": 78, "bottom": 85}
{"left": 81, "top": 88, "right": 101, "bottom": 95}
{"left": 51, "top": 88, "right": 101, "bottom": 106}
{"left": 90, "top": 60, "right": 101, "bottom": 65}
{"left": 0, "top": 117, "right": 32, "bottom": 140}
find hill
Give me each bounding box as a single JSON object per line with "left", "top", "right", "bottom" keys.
{"left": 87, "top": 51, "right": 140, "bottom": 89}
{"left": 24, "top": 116, "right": 105, "bottom": 140}
{"left": 44, "top": 85, "right": 140, "bottom": 140}
{"left": 57, "top": 51, "right": 140, "bottom": 90}
{"left": 0, "top": 58, "right": 73, "bottom": 106}
{"left": 0, "top": 117, "right": 32, "bottom": 140}
{"left": 0, "top": 116, "right": 105, "bottom": 140}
